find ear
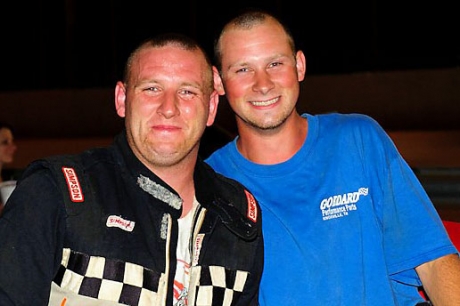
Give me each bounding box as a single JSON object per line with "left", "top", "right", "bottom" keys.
{"left": 295, "top": 50, "right": 307, "bottom": 82}
{"left": 206, "top": 90, "right": 219, "bottom": 127}
{"left": 213, "top": 66, "right": 225, "bottom": 95}
{"left": 115, "top": 81, "right": 127, "bottom": 118}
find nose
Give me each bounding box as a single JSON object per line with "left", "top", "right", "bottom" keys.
{"left": 252, "top": 70, "right": 275, "bottom": 94}
{"left": 156, "top": 92, "right": 179, "bottom": 118}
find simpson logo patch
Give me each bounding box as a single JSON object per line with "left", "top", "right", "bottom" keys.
{"left": 106, "top": 215, "right": 135, "bottom": 232}
{"left": 193, "top": 234, "right": 204, "bottom": 266}
{"left": 62, "top": 167, "right": 84, "bottom": 203}
{"left": 244, "top": 190, "right": 258, "bottom": 222}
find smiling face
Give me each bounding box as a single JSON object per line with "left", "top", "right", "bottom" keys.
{"left": 115, "top": 44, "right": 218, "bottom": 171}
{"left": 0, "top": 127, "right": 16, "bottom": 165}
{"left": 218, "top": 17, "right": 306, "bottom": 132}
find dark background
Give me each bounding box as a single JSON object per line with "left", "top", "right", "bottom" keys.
{"left": 1, "top": 1, "right": 459, "bottom": 215}
{"left": 1, "top": 0, "right": 458, "bottom": 93}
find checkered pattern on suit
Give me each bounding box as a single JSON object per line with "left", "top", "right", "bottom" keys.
{"left": 189, "top": 266, "right": 249, "bottom": 306}
{"left": 53, "top": 248, "right": 162, "bottom": 305}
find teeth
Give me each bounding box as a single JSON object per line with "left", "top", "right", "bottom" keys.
{"left": 251, "top": 97, "right": 278, "bottom": 106}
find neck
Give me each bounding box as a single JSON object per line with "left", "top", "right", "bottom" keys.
{"left": 237, "top": 114, "right": 307, "bottom": 165}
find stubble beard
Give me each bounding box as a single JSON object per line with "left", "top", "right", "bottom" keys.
{"left": 241, "top": 107, "right": 292, "bottom": 132}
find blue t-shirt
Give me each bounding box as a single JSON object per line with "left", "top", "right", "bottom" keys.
{"left": 206, "top": 113, "right": 457, "bottom": 306}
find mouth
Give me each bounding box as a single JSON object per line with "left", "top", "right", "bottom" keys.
{"left": 250, "top": 97, "right": 279, "bottom": 107}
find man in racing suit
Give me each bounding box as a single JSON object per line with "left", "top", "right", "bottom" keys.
{"left": 0, "top": 33, "right": 263, "bottom": 306}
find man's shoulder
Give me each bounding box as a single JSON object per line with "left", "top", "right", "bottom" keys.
{"left": 313, "top": 113, "right": 383, "bottom": 137}
{"left": 19, "top": 146, "right": 115, "bottom": 187}
{"left": 199, "top": 160, "right": 247, "bottom": 195}
{"left": 45, "top": 149, "right": 106, "bottom": 175}
{"left": 196, "top": 161, "right": 261, "bottom": 233}
{"left": 316, "top": 112, "right": 377, "bottom": 125}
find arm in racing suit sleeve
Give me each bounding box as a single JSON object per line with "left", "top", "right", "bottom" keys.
{"left": 0, "top": 169, "right": 66, "bottom": 305}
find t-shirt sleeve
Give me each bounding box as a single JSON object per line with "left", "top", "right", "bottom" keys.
{"left": 362, "top": 117, "right": 455, "bottom": 285}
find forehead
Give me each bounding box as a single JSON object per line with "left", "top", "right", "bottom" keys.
{"left": 0, "top": 127, "right": 11, "bottom": 135}
{"left": 220, "top": 20, "right": 291, "bottom": 61}
{"left": 138, "top": 46, "right": 205, "bottom": 70}
{"left": 0, "top": 128, "right": 12, "bottom": 137}
{"left": 131, "top": 45, "right": 209, "bottom": 84}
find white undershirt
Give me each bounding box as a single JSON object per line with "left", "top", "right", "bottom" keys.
{"left": 173, "top": 197, "right": 199, "bottom": 306}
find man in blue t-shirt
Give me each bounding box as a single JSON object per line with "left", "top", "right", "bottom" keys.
{"left": 206, "top": 9, "right": 460, "bottom": 306}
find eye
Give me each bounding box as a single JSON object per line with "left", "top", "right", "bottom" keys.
{"left": 179, "top": 89, "right": 198, "bottom": 97}
{"left": 235, "top": 67, "right": 250, "bottom": 74}
{"left": 269, "top": 61, "right": 283, "bottom": 68}
{"left": 144, "top": 86, "right": 160, "bottom": 92}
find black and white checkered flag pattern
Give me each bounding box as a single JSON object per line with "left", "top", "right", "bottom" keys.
{"left": 188, "top": 266, "right": 248, "bottom": 305}
{"left": 53, "top": 248, "right": 162, "bottom": 304}
{"left": 52, "top": 249, "right": 250, "bottom": 305}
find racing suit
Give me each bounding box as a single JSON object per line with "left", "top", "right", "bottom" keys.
{"left": 0, "top": 131, "right": 263, "bottom": 305}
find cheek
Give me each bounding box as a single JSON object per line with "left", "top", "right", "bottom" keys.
{"left": 178, "top": 105, "right": 196, "bottom": 122}
{"left": 283, "top": 76, "right": 301, "bottom": 94}
{"left": 129, "top": 100, "right": 157, "bottom": 123}
{"left": 187, "top": 104, "right": 209, "bottom": 125}
{"left": 283, "top": 71, "right": 301, "bottom": 86}
{"left": 224, "top": 79, "right": 248, "bottom": 99}
{"left": 181, "top": 102, "right": 194, "bottom": 114}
